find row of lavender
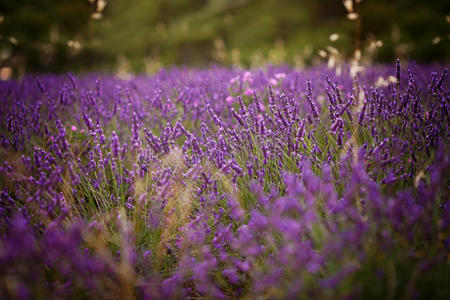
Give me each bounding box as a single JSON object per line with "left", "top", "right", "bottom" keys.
{"left": 0, "top": 61, "right": 448, "bottom": 299}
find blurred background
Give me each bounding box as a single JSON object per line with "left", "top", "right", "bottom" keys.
{"left": 0, "top": 0, "right": 448, "bottom": 76}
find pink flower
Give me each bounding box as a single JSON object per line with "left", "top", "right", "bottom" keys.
{"left": 71, "top": 125, "right": 77, "bottom": 131}
{"left": 244, "top": 88, "right": 253, "bottom": 96}
{"left": 229, "top": 76, "right": 239, "bottom": 84}
{"left": 242, "top": 71, "right": 252, "bottom": 83}
{"left": 269, "top": 78, "right": 278, "bottom": 86}
{"left": 226, "top": 96, "right": 235, "bottom": 104}
{"left": 274, "top": 73, "right": 286, "bottom": 79}
{"left": 80, "top": 129, "right": 85, "bottom": 133}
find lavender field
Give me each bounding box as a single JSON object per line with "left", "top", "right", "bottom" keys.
{"left": 0, "top": 61, "right": 449, "bottom": 299}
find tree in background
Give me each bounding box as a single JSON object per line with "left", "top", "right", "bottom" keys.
{"left": 0, "top": 0, "right": 448, "bottom": 74}
{"left": 0, "top": 0, "right": 92, "bottom": 73}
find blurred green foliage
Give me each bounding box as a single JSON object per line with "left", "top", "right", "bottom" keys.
{"left": 0, "top": 0, "right": 448, "bottom": 73}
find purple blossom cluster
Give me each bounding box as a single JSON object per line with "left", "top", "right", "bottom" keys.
{"left": 0, "top": 62, "right": 448, "bottom": 299}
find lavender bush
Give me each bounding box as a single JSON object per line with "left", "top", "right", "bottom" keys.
{"left": 0, "top": 61, "right": 448, "bottom": 299}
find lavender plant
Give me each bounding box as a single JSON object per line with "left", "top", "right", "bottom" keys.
{"left": 0, "top": 61, "right": 448, "bottom": 299}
